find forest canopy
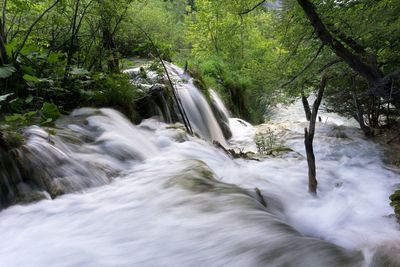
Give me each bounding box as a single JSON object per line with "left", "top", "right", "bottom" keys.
{"left": 0, "top": 0, "right": 399, "bottom": 128}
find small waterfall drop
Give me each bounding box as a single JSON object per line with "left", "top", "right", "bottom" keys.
{"left": 0, "top": 108, "right": 159, "bottom": 207}
{"left": 164, "top": 63, "right": 228, "bottom": 145}
{"left": 124, "top": 62, "right": 229, "bottom": 145}
{"left": 209, "top": 88, "right": 232, "bottom": 139}
{"left": 210, "top": 89, "right": 230, "bottom": 119}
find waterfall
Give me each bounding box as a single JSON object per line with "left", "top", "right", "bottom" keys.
{"left": 124, "top": 62, "right": 230, "bottom": 145}
{"left": 0, "top": 71, "right": 399, "bottom": 266}
{"left": 209, "top": 89, "right": 232, "bottom": 139}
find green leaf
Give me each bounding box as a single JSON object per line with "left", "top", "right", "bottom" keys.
{"left": 5, "top": 113, "right": 27, "bottom": 124}
{"left": 9, "top": 98, "right": 23, "bottom": 112}
{"left": 23, "top": 74, "right": 40, "bottom": 83}
{"left": 0, "top": 65, "right": 16, "bottom": 78}
{"left": 47, "top": 53, "right": 62, "bottom": 64}
{"left": 38, "top": 78, "right": 54, "bottom": 85}
{"left": 25, "top": 111, "right": 37, "bottom": 118}
{"left": 5, "top": 41, "right": 18, "bottom": 57}
{"left": 0, "top": 93, "right": 14, "bottom": 102}
{"left": 69, "top": 67, "right": 89, "bottom": 76}
{"left": 41, "top": 102, "right": 60, "bottom": 121}
{"left": 25, "top": 95, "right": 34, "bottom": 104}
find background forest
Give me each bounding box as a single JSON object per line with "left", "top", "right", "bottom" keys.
{"left": 0, "top": 0, "right": 399, "bottom": 134}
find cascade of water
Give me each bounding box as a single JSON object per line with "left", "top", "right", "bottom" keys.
{"left": 0, "top": 80, "right": 399, "bottom": 266}
{"left": 0, "top": 108, "right": 159, "bottom": 207}
{"left": 164, "top": 63, "right": 227, "bottom": 145}
{"left": 210, "top": 89, "right": 230, "bottom": 119}
{"left": 123, "top": 62, "right": 229, "bottom": 145}
{"left": 209, "top": 89, "right": 232, "bottom": 139}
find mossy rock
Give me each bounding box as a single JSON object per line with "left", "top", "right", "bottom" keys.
{"left": 0, "top": 130, "right": 24, "bottom": 150}
{"left": 167, "top": 160, "right": 248, "bottom": 196}
{"left": 389, "top": 190, "right": 400, "bottom": 202}
{"left": 48, "top": 183, "right": 65, "bottom": 199}
{"left": 327, "top": 127, "right": 349, "bottom": 139}
{"left": 265, "top": 146, "right": 294, "bottom": 156}
{"left": 14, "top": 191, "right": 48, "bottom": 205}
{"left": 370, "top": 247, "right": 400, "bottom": 267}
{"left": 389, "top": 190, "right": 400, "bottom": 222}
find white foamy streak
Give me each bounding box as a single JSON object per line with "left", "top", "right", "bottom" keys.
{"left": 210, "top": 88, "right": 230, "bottom": 118}
{"left": 228, "top": 118, "right": 258, "bottom": 152}
{"left": 18, "top": 108, "right": 159, "bottom": 193}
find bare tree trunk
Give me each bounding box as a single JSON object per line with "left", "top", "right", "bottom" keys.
{"left": 352, "top": 93, "right": 372, "bottom": 136}
{"left": 0, "top": 33, "right": 7, "bottom": 64}
{"left": 101, "top": 25, "right": 119, "bottom": 72}
{"left": 304, "top": 74, "right": 327, "bottom": 194}
{"left": 1, "top": 0, "right": 6, "bottom": 39}
{"left": 0, "top": 0, "right": 8, "bottom": 64}
{"left": 301, "top": 87, "right": 311, "bottom": 121}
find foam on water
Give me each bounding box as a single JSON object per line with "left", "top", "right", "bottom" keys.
{"left": 0, "top": 98, "right": 399, "bottom": 266}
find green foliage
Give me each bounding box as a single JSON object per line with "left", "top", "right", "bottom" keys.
{"left": 255, "top": 128, "right": 278, "bottom": 155}
{"left": 0, "top": 65, "right": 17, "bottom": 78}
{"left": 3, "top": 111, "right": 38, "bottom": 129}
{"left": 274, "top": 0, "right": 400, "bottom": 126}
{"left": 1, "top": 0, "right": 399, "bottom": 129}
{"left": 41, "top": 102, "right": 61, "bottom": 122}
{"left": 91, "top": 74, "right": 139, "bottom": 119}
{"left": 183, "top": 1, "right": 285, "bottom": 122}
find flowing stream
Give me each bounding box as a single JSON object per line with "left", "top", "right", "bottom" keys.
{"left": 0, "top": 66, "right": 400, "bottom": 266}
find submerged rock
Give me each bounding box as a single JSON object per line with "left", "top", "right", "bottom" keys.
{"left": 167, "top": 160, "right": 249, "bottom": 196}
{"left": 327, "top": 125, "right": 349, "bottom": 139}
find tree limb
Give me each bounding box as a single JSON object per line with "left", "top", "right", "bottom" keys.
{"left": 309, "top": 73, "right": 327, "bottom": 137}
{"left": 12, "top": 0, "right": 61, "bottom": 62}
{"left": 239, "top": 0, "right": 266, "bottom": 15}
{"left": 318, "top": 58, "right": 342, "bottom": 73}
{"left": 296, "top": 0, "right": 382, "bottom": 82}
{"left": 281, "top": 43, "right": 324, "bottom": 88}
{"left": 1, "top": 0, "right": 6, "bottom": 42}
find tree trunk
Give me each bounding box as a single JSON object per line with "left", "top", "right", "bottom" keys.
{"left": 63, "top": 0, "right": 80, "bottom": 84}
{"left": 301, "top": 88, "right": 311, "bottom": 121}
{"left": 0, "top": 0, "right": 8, "bottom": 64}
{"left": 304, "top": 127, "right": 317, "bottom": 193}
{"left": 304, "top": 74, "right": 327, "bottom": 194}
{"left": 102, "top": 25, "right": 119, "bottom": 73}
{"left": 352, "top": 93, "right": 372, "bottom": 136}
{"left": 0, "top": 33, "right": 8, "bottom": 64}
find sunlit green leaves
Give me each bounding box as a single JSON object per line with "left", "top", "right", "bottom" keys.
{"left": 23, "top": 74, "right": 40, "bottom": 83}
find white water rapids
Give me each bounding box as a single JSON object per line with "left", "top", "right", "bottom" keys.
{"left": 1, "top": 92, "right": 400, "bottom": 265}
